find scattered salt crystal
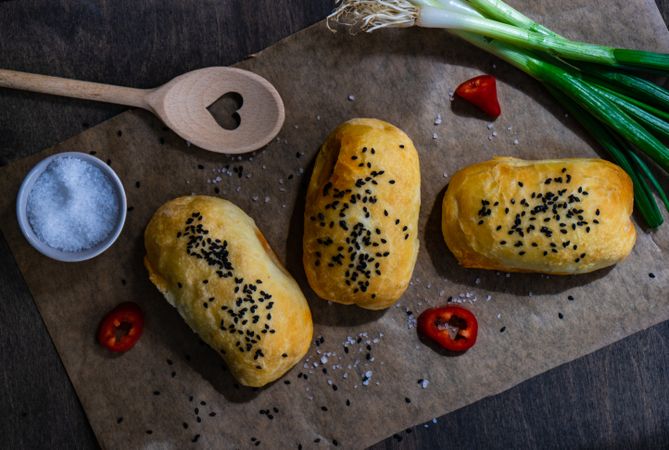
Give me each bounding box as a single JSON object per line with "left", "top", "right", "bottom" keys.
{"left": 432, "top": 133, "right": 438, "bottom": 140}
{"left": 513, "top": 139, "right": 519, "bottom": 145}
{"left": 434, "top": 113, "right": 442, "bottom": 126}
{"left": 487, "top": 123, "right": 494, "bottom": 130}
{"left": 406, "top": 312, "right": 417, "bottom": 330}
{"left": 252, "top": 195, "right": 259, "bottom": 202}
{"left": 347, "top": 95, "right": 356, "bottom": 101}
{"left": 419, "top": 379, "right": 430, "bottom": 389}
{"left": 316, "top": 115, "right": 321, "bottom": 121}
{"left": 362, "top": 370, "right": 373, "bottom": 386}
{"left": 475, "top": 277, "right": 481, "bottom": 285}
{"left": 443, "top": 172, "right": 448, "bottom": 178}
{"left": 492, "top": 131, "right": 498, "bottom": 137}
{"left": 26, "top": 157, "right": 119, "bottom": 252}
{"left": 264, "top": 196, "right": 271, "bottom": 203}
{"left": 320, "top": 355, "right": 329, "bottom": 364}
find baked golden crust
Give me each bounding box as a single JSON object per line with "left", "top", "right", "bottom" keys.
{"left": 144, "top": 196, "right": 312, "bottom": 387}
{"left": 303, "top": 118, "right": 420, "bottom": 310}
{"left": 442, "top": 157, "right": 636, "bottom": 275}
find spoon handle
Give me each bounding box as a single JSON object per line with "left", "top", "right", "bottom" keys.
{"left": 0, "top": 68, "right": 150, "bottom": 109}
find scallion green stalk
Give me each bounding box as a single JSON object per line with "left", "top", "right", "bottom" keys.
{"left": 544, "top": 85, "right": 664, "bottom": 227}
{"left": 588, "top": 84, "right": 669, "bottom": 141}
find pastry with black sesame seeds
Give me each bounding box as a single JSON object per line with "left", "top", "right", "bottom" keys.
{"left": 303, "top": 118, "right": 420, "bottom": 309}
{"left": 144, "top": 196, "right": 313, "bottom": 387}
{"left": 442, "top": 157, "right": 635, "bottom": 274}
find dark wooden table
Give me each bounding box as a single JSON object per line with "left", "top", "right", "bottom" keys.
{"left": 1, "top": 1, "right": 668, "bottom": 449}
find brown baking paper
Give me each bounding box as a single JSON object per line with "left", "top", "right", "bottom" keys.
{"left": 1, "top": 0, "right": 669, "bottom": 448}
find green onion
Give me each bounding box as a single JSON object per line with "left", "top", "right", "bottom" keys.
{"left": 589, "top": 84, "right": 669, "bottom": 142}
{"left": 331, "top": 1, "right": 669, "bottom": 71}
{"left": 546, "top": 86, "right": 664, "bottom": 227}
{"left": 577, "top": 65, "right": 669, "bottom": 112}
{"left": 329, "top": 0, "right": 669, "bottom": 227}
{"left": 627, "top": 151, "right": 669, "bottom": 213}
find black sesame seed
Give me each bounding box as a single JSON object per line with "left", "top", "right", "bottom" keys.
{"left": 153, "top": 390, "right": 160, "bottom": 395}
{"left": 500, "top": 326, "right": 506, "bottom": 333}
{"left": 558, "top": 312, "right": 564, "bottom": 319}
{"left": 404, "top": 397, "right": 411, "bottom": 403}
{"left": 192, "top": 434, "right": 200, "bottom": 443}
{"left": 116, "top": 417, "right": 123, "bottom": 424}
{"left": 321, "top": 406, "right": 328, "bottom": 411}
{"left": 146, "top": 430, "right": 153, "bottom": 435}
{"left": 649, "top": 273, "right": 656, "bottom": 279}
{"left": 389, "top": 180, "right": 396, "bottom": 184}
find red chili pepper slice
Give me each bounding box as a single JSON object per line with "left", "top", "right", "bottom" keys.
{"left": 455, "top": 74, "right": 501, "bottom": 118}
{"left": 97, "top": 302, "right": 144, "bottom": 353}
{"left": 417, "top": 305, "right": 478, "bottom": 352}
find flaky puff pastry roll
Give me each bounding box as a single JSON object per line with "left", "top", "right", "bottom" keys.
{"left": 442, "top": 157, "right": 636, "bottom": 275}
{"left": 303, "top": 118, "right": 420, "bottom": 310}
{"left": 145, "top": 196, "right": 312, "bottom": 387}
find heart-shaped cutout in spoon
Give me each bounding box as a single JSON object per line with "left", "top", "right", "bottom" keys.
{"left": 0, "top": 66, "right": 285, "bottom": 154}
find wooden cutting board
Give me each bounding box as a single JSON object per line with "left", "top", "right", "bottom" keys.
{"left": 1, "top": 1, "right": 668, "bottom": 448}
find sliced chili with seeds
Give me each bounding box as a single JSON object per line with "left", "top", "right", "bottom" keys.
{"left": 97, "top": 302, "right": 144, "bottom": 352}
{"left": 417, "top": 305, "right": 478, "bottom": 352}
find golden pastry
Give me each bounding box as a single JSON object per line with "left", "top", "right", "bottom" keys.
{"left": 442, "top": 157, "right": 636, "bottom": 274}
{"left": 144, "top": 196, "right": 313, "bottom": 387}
{"left": 303, "top": 118, "right": 421, "bottom": 309}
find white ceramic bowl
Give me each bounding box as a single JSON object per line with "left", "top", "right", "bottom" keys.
{"left": 16, "top": 151, "right": 127, "bottom": 262}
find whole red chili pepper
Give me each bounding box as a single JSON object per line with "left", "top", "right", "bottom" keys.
{"left": 455, "top": 74, "right": 501, "bottom": 118}
{"left": 417, "top": 305, "right": 478, "bottom": 352}
{"left": 97, "top": 302, "right": 144, "bottom": 353}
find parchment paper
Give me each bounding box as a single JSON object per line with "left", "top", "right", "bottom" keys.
{"left": 1, "top": 0, "right": 668, "bottom": 448}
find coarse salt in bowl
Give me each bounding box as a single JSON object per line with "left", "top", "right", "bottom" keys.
{"left": 16, "top": 152, "right": 127, "bottom": 262}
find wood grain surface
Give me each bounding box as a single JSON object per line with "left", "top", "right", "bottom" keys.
{"left": 0, "top": 1, "right": 667, "bottom": 449}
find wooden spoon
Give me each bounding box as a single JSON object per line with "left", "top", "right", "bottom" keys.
{"left": 0, "top": 67, "right": 285, "bottom": 154}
